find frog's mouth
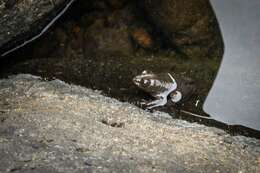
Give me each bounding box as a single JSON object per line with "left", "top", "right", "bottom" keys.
{"left": 132, "top": 76, "right": 141, "bottom": 87}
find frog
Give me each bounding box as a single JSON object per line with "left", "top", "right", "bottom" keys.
{"left": 133, "top": 70, "right": 183, "bottom": 109}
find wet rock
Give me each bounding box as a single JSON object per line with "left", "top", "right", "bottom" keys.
{"left": 105, "top": 0, "right": 128, "bottom": 10}
{"left": 130, "top": 27, "right": 154, "bottom": 49}
{"left": 89, "top": 0, "right": 128, "bottom": 10}
{"left": 0, "top": 0, "right": 74, "bottom": 56}
{"left": 3, "top": 0, "right": 17, "bottom": 9}
{"left": 0, "top": 74, "right": 259, "bottom": 172}
{"left": 139, "top": 0, "right": 224, "bottom": 58}
{"left": 83, "top": 8, "right": 135, "bottom": 57}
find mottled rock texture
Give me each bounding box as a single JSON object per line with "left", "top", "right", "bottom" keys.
{"left": 0, "top": 0, "right": 73, "bottom": 56}
{"left": 0, "top": 0, "right": 224, "bottom": 59}
{"left": 139, "top": 0, "right": 223, "bottom": 58}
{"left": 83, "top": 7, "right": 135, "bottom": 57}
{"left": 0, "top": 74, "right": 259, "bottom": 173}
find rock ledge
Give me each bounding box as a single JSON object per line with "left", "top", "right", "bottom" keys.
{"left": 0, "top": 74, "right": 259, "bottom": 172}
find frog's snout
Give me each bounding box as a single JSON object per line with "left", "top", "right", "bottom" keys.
{"left": 133, "top": 76, "right": 141, "bottom": 86}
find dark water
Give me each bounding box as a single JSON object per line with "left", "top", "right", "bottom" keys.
{"left": 0, "top": 0, "right": 259, "bottom": 138}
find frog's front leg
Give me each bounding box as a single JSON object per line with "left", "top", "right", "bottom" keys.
{"left": 146, "top": 97, "right": 167, "bottom": 110}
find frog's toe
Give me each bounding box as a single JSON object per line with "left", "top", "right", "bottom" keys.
{"left": 140, "top": 100, "right": 148, "bottom": 106}
{"left": 146, "top": 98, "right": 167, "bottom": 109}
{"left": 146, "top": 99, "right": 160, "bottom": 106}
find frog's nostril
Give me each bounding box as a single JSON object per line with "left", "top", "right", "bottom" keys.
{"left": 133, "top": 77, "right": 141, "bottom": 84}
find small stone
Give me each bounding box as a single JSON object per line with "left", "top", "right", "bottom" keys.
{"left": 130, "top": 28, "right": 153, "bottom": 49}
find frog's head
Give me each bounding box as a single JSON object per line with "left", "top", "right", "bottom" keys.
{"left": 132, "top": 70, "right": 155, "bottom": 91}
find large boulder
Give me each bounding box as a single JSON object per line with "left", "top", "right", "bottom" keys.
{"left": 0, "top": 0, "right": 75, "bottom": 56}
{"left": 0, "top": 74, "right": 259, "bottom": 172}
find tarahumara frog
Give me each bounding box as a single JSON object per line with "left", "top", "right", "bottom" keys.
{"left": 133, "top": 70, "right": 183, "bottom": 109}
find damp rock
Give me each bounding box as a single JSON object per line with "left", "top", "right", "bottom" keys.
{"left": 0, "top": 0, "right": 73, "bottom": 56}
{"left": 130, "top": 27, "right": 154, "bottom": 49}
{"left": 139, "top": 0, "right": 224, "bottom": 58}
{"left": 83, "top": 8, "right": 135, "bottom": 57}
{"left": 105, "top": 0, "right": 128, "bottom": 9}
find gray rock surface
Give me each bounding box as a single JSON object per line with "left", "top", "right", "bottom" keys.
{"left": 0, "top": 0, "right": 72, "bottom": 56}
{"left": 0, "top": 74, "right": 259, "bottom": 173}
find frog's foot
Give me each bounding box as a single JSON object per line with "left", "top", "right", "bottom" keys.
{"left": 139, "top": 99, "right": 148, "bottom": 106}
{"left": 170, "top": 91, "right": 182, "bottom": 103}
{"left": 145, "top": 97, "right": 167, "bottom": 110}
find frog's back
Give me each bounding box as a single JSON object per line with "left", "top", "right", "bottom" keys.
{"left": 145, "top": 73, "right": 177, "bottom": 97}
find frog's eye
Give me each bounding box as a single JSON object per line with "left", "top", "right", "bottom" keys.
{"left": 142, "top": 70, "right": 148, "bottom": 75}
{"left": 142, "top": 79, "right": 150, "bottom": 87}
{"left": 142, "top": 70, "right": 153, "bottom": 75}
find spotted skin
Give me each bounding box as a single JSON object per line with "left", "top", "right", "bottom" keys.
{"left": 133, "top": 70, "right": 182, "bottom": 109}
